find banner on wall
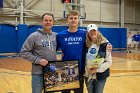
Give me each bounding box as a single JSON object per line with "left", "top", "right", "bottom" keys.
{"left": 0, "top": 0, "right": 3, "bottom": 8}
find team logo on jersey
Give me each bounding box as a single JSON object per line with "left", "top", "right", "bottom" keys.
{"left": 41, "top": 39, "right": 56, "bottom": 47}
{"left": 64, "top": 37, "right": 82, "bottom": 45}
{"left": 89, "top": 48, "right": 96, "bottom": 54}
{"left": 64, "top": 37, "right": 82, "bottom": 42}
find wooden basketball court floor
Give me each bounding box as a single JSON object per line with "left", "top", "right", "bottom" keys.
{"left": 0, "top": 51, "right": 140, "bottom": 93}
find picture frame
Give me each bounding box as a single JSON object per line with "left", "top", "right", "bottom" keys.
{"left": 43, "top": 60, "right": 80, "bottom": 93}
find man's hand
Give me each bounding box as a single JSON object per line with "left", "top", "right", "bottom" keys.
{"left": 39, "top": 59, "right": 48, "bottom": 66}
{"left": 107, "top": 43, "right": 112, "bottom": 52}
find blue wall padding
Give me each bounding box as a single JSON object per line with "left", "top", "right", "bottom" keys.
{"left": 27, "top": 25, "right": 69, "bottom": 33}
{"left": 0, "top": 24, "right": 127, "bottom": 53}
{"left": 0, "top": 24, "right": 17, "bottom": 53}
{"left": 17, "top": 24, "right": 28, "bottom": 52}
{"left": 0, "top": 0, "right": 3, "bottom": 8}
{"left": 99, "top": 28, "right": 127, "bottom": 48}
{"left": 52, "top": 26, "right": 86, "bottom": 33}
{"left": 52, "top": 26, "right": 68, "bottom": 33}
{"left": 28, "top": 25, "right": 42, "bottom": 36}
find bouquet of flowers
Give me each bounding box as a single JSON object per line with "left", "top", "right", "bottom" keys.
{"left": 87, "top": 55, "right": 104, "bottom": 82}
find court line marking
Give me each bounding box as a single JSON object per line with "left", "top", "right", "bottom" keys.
{"left": 113, "top": 57, "right": 140, "bottom": 63}
{"left": 0, "top": 68, "right": 31, "bottom": 76}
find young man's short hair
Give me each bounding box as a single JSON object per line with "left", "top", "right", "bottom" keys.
{"left": 67, "top": 10, "right": 79, "bottom": 17}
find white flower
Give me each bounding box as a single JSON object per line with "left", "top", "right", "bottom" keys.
{"left": 87, "top": 57, "right": 104, "bottom": 82}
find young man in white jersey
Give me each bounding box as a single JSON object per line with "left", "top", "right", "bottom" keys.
{"left": 127, "top": 32, "right": 133, "bottom": 53}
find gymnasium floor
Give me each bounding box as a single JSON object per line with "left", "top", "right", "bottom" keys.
{"left": 0, "top": 50, "right": 140, "bottom": 93}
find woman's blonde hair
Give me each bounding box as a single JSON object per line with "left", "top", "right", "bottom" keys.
{"left": 86, "top": 31, "right": 107, "bottom": 48}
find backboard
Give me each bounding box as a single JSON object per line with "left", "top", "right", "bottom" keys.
{"left": 63, "top": 3, "right": 86, "bottom": 19}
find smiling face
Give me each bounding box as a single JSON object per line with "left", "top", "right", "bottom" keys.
{"left": 42, "top": 14, "right": 54, "bottom": 32}
{"left": 88, "top": 29, "right": 98, "bottom": 41}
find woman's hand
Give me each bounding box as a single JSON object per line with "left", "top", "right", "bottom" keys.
{"left": 107, "top": 43, "right": 112, "bottom": 52}
{"left": 88, "top": 67, "right": 97, "bottom": 74}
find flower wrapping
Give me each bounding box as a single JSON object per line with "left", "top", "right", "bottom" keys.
{"left": 87, "top": 56, "right": 104, "bottom": 82}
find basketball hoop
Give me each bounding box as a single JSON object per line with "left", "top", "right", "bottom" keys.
{"left": 63, "top": 3, "right": 86, "bottom": 19}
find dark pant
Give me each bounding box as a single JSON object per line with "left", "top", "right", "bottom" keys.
{"left": 61, "top": 76, "right": 84, "bottom": 93}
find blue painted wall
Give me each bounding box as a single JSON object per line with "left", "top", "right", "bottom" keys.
{"left": 17, "top": 24, "right": 28, "bottom": 52}
{"left": 0, "top": 24, "right": 127, "bottom": 53}
{"left": 99, "top": 28, "right": 127, "bottom": 48}
{"left": 27, "top": 25, "right": 42, "bottom": 36}
{"left": 0, "top": 24, "right": 17, "bottom": 53}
